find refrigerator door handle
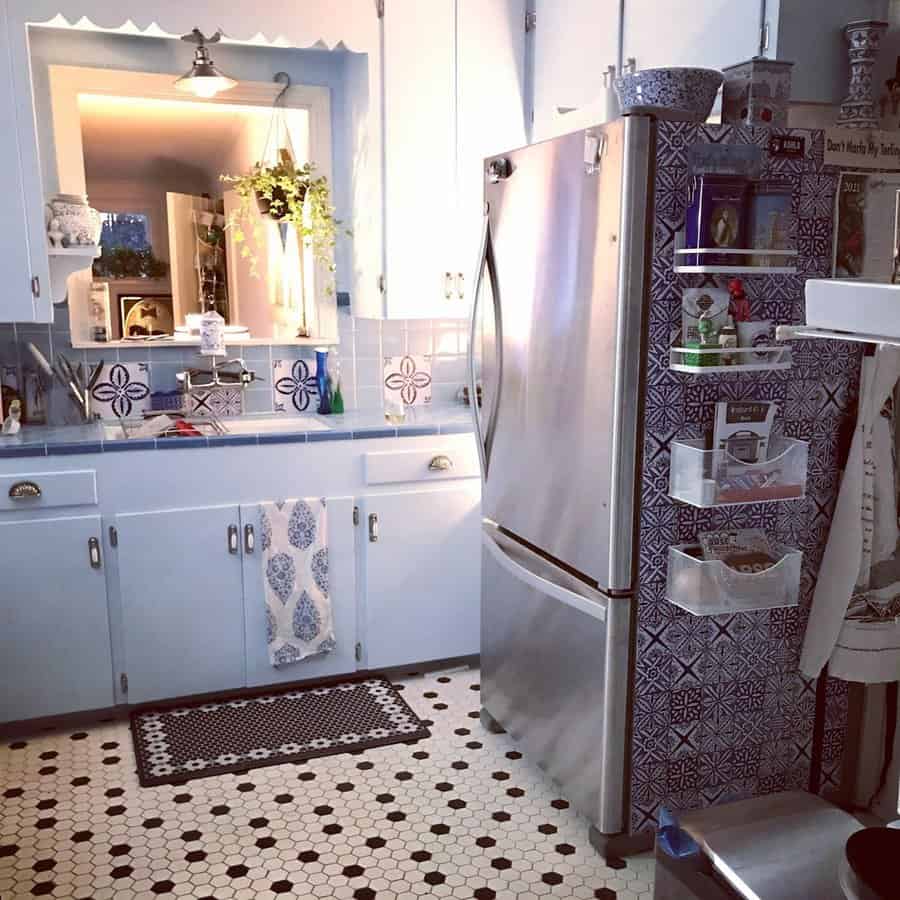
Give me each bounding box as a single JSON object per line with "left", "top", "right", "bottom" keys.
{"left": 468, "top": 205, "right": 504, "bottom": 480}
{"left": 482, "top": 524, "right": 607, "bottom": 623}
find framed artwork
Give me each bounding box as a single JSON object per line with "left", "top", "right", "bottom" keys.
{"left": 120, "top": 294, "right": 175, "bottom": 338}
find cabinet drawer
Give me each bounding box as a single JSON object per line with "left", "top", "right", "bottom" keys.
{"left": 0, "top": 470, "right": 97, "bottom": 511}
{"left": 364, "top": 446, "right": 479, "bottom": 485}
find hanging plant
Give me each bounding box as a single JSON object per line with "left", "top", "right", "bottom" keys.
{"left": 220, "top": 156, "right": 345, "bottom": 292}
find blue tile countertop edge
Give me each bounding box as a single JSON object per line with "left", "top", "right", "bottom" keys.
{"left": 0, "top": 409, "right": 474, "bottom": 459}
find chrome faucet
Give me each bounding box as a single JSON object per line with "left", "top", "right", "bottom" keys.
{"left": 176, "top": 357, "right": 260, "bottom": 393}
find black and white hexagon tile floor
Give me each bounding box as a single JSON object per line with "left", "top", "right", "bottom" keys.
{"left": 0, "top": 668, "right": 655, "bottom": 900}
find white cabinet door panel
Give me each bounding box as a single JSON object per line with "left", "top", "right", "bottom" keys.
{"left": 361, "top": 485, "right": 481, "bottom": 669}
{"left": 242, "top": 496, "right": 358, "bottom": 687}
{"left": 0, "top": 0, "right": 36, "bottom": 322}
{"left": 623, "top": 0, "right": 762, "bottom": 72}
{"left": 0, "top": 515, "right": 113, "bottom": 721}
{"left": 532, "top": 0, "right": 620, "bottom": 141}
{"left": 456, "top": 0, "right": 527, "bottom": 303}
{"left": 115, "top": 506, "right": 245, "bottom": 704}
{"left": 383, "top": 0, "right": 457, "bottom": 319}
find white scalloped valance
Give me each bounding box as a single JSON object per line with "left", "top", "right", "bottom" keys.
{"left": 9, "top": 0, "right": 379, "bottom": 54}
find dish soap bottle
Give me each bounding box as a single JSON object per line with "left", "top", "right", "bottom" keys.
{"left": 200, "top": 298, "right": 225, "bottom": 358}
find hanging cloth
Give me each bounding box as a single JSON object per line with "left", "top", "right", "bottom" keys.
{"left": 800, "top": 346, "right": 900, "bottom": 683}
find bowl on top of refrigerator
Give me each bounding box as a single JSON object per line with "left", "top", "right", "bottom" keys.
{"left": 614, "top": 67, "right": 723, "bottom": 122}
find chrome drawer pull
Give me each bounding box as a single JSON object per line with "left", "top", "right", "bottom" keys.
{"left": 428, "top": 455, "right": 454, "bottom": 472}
{"left": 8, "top": 480, "right": 41, "bottom": 499}
{"left": 88, "top": 537, "right": 102, "bottom": 570}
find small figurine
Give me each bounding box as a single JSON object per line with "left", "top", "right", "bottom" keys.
{"left": 47, "top": 217, "right": 65, "bottom": 248}
{"left": 728, "top": 278, "right": 752, "bottom": 322}
{"left": 2, "top": 398, "right": 22, "bottom": 435}
{"left": 697, "top": 310, "right": 716, "bottom": 346}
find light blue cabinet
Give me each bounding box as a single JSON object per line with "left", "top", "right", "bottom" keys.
{"left": 114, "top": 505, "right": 245, "bottom": 704}
{"left": 0, "top": 0, "right": 40, "bottom": 322}
{"left": 241, "top": 497, "right": 359, "bottom": 687}
{"left": 359, "top": 486, "right": 481, "bottom": 669}
{"left": 0, "top": 515, "right": 114, "bottom": 721}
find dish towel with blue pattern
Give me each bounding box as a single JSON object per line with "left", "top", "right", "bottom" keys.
{"left": 259, "top": 498, "right": 335, "bottom": 667}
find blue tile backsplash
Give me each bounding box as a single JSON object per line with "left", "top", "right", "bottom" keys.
{"left": 0, "top": 308, "right": 471, "bottom": 425}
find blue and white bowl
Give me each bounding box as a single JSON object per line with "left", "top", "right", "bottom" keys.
{"left": 614, "top": 67, "right": 723, "bottom": 122}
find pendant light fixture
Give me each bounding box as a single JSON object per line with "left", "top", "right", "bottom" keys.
{"left": 175, "top": 29, "right": 237, "bottom": 99}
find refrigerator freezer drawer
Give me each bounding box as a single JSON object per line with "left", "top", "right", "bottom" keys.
{"left": 480, "top": 523, "right": 633, "bottom": 835}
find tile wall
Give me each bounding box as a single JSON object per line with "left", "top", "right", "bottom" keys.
{"left": 631, "top": 121, "right": 860, "bottom": 835}
{"left": 0, "top": 309, "right": 471, "bottom": 425}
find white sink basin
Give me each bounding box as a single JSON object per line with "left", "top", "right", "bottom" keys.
{"left": 101, "top": 415, "right": 333, "bottom": 441}
{"left": 224, "top": 417, "right": 333, "bottom": 435}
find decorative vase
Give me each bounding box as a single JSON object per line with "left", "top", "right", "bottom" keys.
{"left": 45, "top": 193, "right": 102, "bottom": 247}
{"left": 315, "top": 348, "right": 332, "bottom": 415}
{"left": 837, "top": 19, "right": 889, "bottom": 130}
{"left": 722, "top": 58, "right": 794, "bottom": 127}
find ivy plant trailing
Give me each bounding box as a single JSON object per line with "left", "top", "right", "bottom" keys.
{"left": 220, "top": 154, "right": 344, "bottom": 293}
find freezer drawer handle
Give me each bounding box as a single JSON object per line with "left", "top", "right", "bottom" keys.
{"left": 482, "top": 528, "right": 608, "bottom": 623}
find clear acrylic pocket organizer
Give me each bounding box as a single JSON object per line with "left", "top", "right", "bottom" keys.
{"left": 669, "top": 437, "right": 808, "bottom": 507}
{"left": 666, "top": 544, "right": 802, "bottom": 616}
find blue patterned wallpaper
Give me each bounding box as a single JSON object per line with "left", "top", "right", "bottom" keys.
{"left": 631, "top": 122, "right": 861, "bottom": 834}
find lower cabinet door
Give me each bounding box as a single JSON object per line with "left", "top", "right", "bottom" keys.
{"left": 360, "top": 484, "right": 481, "bottom": 669}
{"left": 114, "top": 506, "right": 245, "bottom": 704}
{"left": 0, "top": 515, "right": 114, "bottom": 722}
{"left": 242, "top": 496, "right": 358, "bottom": 687}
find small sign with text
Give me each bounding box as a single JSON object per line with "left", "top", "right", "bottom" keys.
{"left": 825, "top": 128, "right": 900, "bottom": 170}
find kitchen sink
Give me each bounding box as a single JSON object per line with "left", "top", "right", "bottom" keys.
{"left": 102, "top": 415, "right": 333, "bottom": 441}
{"left": 222, "top": 417, "right": 332, "bottom": 435}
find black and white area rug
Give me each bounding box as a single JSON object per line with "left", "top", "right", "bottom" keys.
{"left": 130, "top": 676, "right": 431, "bottom": 786}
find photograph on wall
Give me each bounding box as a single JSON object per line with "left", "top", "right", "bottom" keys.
{"left": 834, "top": 171, "right": 900, "bottom": 281}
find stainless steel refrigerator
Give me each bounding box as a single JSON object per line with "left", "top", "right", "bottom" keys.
{"left": 468, "top": 116, "right": 654, "bottom": 849}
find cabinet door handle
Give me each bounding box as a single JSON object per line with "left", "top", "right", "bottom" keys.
{"left": 8, "top": 480, "right": 41, "bottom": 499}
{"left": 428, "top": 454, "right": 454, "bottom": 472}
{"left": 444, "top": 271, "right": 453, "bottom": 299}
{"left": 456, "top": 272, "right": 465, "bottom": 300}
{"left": 227, "top": 524, "right": 239, "bottom": 554}
{"left": 368, "top": 513, "right": 379, "bottom": 543}
{"left": 88, "top": 537, "right": 102, "bottom": 569}
{"left": 244, "top": 524, "right": 255, "bottom": 554}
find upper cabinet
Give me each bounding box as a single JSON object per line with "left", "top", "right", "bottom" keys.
{"left": 379, "top": 0, "right": 526, "bottom": 320}
{"left": 531, "top": 0, "right": 764, "bottom": 141}
{"left": 0, "top": 0, "right": 49, "bottom": 322}
{"left": 622, "top": 0, "right": 763, "bottom": 73}
{"left": 532, "top": 0, "right": 620, "bottom": 142}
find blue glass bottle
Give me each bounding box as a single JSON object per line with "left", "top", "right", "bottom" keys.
{"left": 315, "top": 348, "right": 332, "bottom": 415}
